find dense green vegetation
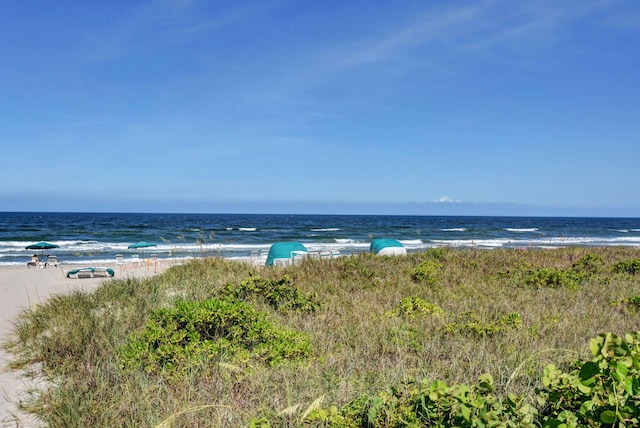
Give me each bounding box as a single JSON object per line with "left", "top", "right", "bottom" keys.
{"left": 6, "top": 247, "right": 640, "bottom": 427}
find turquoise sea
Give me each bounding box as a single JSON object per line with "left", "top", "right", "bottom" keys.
{"left": 1, "top": 212, "right": 639, "bottom": 266}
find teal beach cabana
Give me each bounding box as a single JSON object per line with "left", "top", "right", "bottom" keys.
{"left": 370, "top": 238, "right": 407, "bottom": 256}
{"left": 265, "top": 242, "right": 308, "bottom": 266}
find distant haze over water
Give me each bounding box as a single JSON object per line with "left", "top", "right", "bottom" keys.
{"left": 1, "top": 212, "right": 639, "bottom": 266}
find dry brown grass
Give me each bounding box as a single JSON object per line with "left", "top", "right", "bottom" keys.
{"left": 6, "top": 247, "right": 640, "bottom": 426}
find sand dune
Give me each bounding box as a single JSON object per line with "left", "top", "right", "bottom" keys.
{"left": 0, "top": 262, "right": 166, "bottom": 427}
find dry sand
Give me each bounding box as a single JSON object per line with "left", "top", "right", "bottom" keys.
{"left": 0, "top": 262, "right": 168, "bottom": 427}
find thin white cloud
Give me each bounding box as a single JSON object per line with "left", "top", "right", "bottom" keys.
{"left": 84, "top": 1, "right": 260, "bottom": 62}
{"left": 434, "top": 196, "right": 458, "bottom": 204}
{"left": 324, "top": 2, "right": 487, "bottom": 70}
{"left": 322, "top": 0, "right": 637, "bottom": 72}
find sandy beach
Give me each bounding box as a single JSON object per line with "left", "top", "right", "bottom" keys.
{"left": 0, "top": 262, "right": 168, "bottom": 427}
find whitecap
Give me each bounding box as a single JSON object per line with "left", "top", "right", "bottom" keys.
{"left": 399, "top": 239, "right": 423, "bottom": 245}
{"left": 335, "top": 238, "right": 358, "bottom": 244}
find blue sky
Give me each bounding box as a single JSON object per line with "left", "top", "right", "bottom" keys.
{"left": 1, "top": 0, "right": 639, "bottom": 216}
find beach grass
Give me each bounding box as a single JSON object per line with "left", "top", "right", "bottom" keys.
{"left": 5, "top": 247, "right": 640, "bottom": 426}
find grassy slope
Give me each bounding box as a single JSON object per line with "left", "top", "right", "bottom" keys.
{"left": 6, "top": 247, "right": 640, "bottom": 427}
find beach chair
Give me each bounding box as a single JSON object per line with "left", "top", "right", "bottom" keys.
{"left": 149, "top": 254, "right": 158, "bottom": 272}
{"left": 273, "top": 258, "right": 290, "bottom": 267}
{"left": 46, "top": 255, "right": 58, "bottom": 267}
{"left": 307, "top": 251, "right": 321, "bottom": 259}
{"left": 291, "top": 251, "right": 309, "bottom": 265}
{"left": 93, "top": 267, "right": 109, "bottom": 277}
{"left": 130, "top": 254, "right": 141, "bottom": 267}
{"left": 250, "top": 250, "right": 262, "bottom": 267}
{"left": 77, "top": 269, "right": 93, "bottom": 279}
{"left": 115, "top": 254, "right": 125, "bottom": 267}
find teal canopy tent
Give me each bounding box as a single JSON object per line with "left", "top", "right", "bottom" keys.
{"left": 370, "top": 238, "right": 406, "bottom": 256}
{"left": 265, "top": 242, "right": 308, "bottom": 266}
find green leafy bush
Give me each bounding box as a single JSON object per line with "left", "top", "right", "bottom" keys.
{"left": 536, "top": 332, "right": 640, "bottom": 427}
{"left": 521, "top": 267, "right": 581, "bottom": 290}
{"left": 253, "top": 332, "right": 640, "bottom": 427}
{"left": 443, "top": 311, "right": 522, "bottom": 337}
{"left": 304, "top": 374, "right": 536, "bottom": 427}
{"left": 411, "top": 260, "right": 443, "bottom": 286}
{"left": 572, "top": 253, "right": 605, "bottom": 275}
{"left": 425, "top": 247, "right": 448, "bottom": 261}
{"left": 614, "top": 259, "right": 640, "bottom": 275}
{"left": 622, "top": 295, "right": 640, "bottom": 310}
{"left": 385, "top": 296, "right": 444, "bottom": 319}
{"left": 340, "top": 256, "right": 376, "bottom": 281}
{"left": 220, "top": 274, "right": 321, "bottom": 313}
{"left": 119, "top": 299, "right": 311, "bottom": 375}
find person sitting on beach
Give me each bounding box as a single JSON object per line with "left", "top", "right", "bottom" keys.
{"left": 27, "top": 254, "right": 38, "bottom": 267}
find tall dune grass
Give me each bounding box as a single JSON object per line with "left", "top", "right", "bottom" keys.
{"left": 5, "top": 247, "right": 640, "bottom": 427}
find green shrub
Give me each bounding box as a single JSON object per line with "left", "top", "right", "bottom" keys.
{"left": 521, "top": 267, "right": 581, "bottom": 290}
{"left": 340, "top": 256, "right": 376, "bottom": 281}
{"left": 623, "top": 295, "right": 640, "bottom": 310}
{"left": 220, "top": 274, "right": 321, "bottom": 313}
{"left": 257, "top": 332, "right": 640, "bottom": 427}
{"left": 304, "top": 374, "right": 536, "bottom": 427}
{"left": 536, "top": 332, "right": 640, "bottom": 427}
{"left": 443, "top": 311, "right": 522, "bottom": 337}
{"left": 119, "top": 299, "right": 311, "bottom": 375}
{"left": 425, "top": 247, "right": 448, "bottom": 261}
{"left": 385, "top": 296, "right": 445, "bottom": 319}
{"left": 572, "top": 253, "right": 605, "bottom": 275}
{"left": 614, "top": 259, "right": 640, "bottom": 275}
{"left": 411, "top": 260, "right": 443, "bottom": 286}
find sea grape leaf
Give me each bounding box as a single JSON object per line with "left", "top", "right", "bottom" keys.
{"left": 578, "top": 362, "right": 599, "bottom": 385}
{"left": 616, "top": 362, "right": 629, "bottom": 378}
{"left": 589, "top": 337, "right": 602, "bottom": 357}
{"left": 600, "top": 410, "right": 618, "bottom": 424}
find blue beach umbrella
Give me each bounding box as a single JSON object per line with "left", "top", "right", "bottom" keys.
{"left": 25, "top": 241, "right": 59, "bottom": 257}
{"left": 127, "top": 241, "right": 157, "bottom": 256}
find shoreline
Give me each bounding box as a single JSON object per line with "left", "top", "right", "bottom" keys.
{"left": 0, "top": 262, "right": 169, "bottom": 427}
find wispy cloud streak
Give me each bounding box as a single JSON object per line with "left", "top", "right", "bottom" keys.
{"left": 322, "top": 0, "right": 637, "bottom": 72}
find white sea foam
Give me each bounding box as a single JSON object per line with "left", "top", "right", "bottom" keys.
{"left": 2, "top": 214, "right": 640, "bottom": 267}
{"left": 399, "top": 239, "right": 423, "bottom": 246}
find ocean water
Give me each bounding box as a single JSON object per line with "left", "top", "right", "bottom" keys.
{"left": 1, "top": 212, "right": 639, "bottom": 266}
